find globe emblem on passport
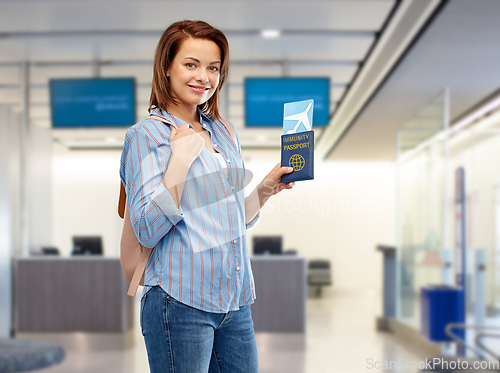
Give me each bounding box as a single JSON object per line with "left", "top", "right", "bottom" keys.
{"left": 289, "top": 154, "right": 305, "bottom": 171}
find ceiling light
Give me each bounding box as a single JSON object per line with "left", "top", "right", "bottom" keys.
{"left": 261, "top": 30, "right": 281, "bottom": 39}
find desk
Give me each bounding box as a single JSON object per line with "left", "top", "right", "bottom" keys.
{"left": 250, "top": 256, "right": 306, "bottom": 333}
{"left": 15, "top": 257, "right": 133, "bottom": 334}
{"left": 15, "top": 257, "right": 305, "bottom": 335}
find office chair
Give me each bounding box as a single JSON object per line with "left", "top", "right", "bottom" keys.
{"left": 307, "top": 259, "right": 332, "bottom": 297}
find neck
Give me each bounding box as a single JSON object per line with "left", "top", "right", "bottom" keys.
{"left": 165, "top": 102, "right": 199, "bottom": 124}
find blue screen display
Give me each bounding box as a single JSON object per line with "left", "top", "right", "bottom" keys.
{"left": 50, "top": 78, "right": 136, "bottom": 128}
{"left": 245, "top": 77, "right": 330, "bottom": 127}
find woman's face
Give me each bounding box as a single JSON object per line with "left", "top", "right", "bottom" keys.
{"left": 167, "top": 37, "right": 221, "bottom": 109}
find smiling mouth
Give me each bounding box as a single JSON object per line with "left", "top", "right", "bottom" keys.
{"left": 188, "top": 85, "right": 210, "bottom": 92}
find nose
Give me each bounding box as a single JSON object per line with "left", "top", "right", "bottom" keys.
{"left": 196, "top": 68, "right": 209, "bottom": 83}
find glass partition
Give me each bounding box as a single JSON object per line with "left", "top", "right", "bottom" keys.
{"left": 397, "top": 89, "right": 500, "bottom": 336}
{"left": 396, "top": 91, "right": 449, "bottom": 328}
{"left": 447, "top": 112, "right": 500, "bottom": 319}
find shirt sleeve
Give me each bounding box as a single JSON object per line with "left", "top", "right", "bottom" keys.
{"left": 120, "top": 124, "right": 184, "bottom": 248}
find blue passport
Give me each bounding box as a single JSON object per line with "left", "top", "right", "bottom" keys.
{"left": 280, "top": 99, "right": 314, "bottom": 183}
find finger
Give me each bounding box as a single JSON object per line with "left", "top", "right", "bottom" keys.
{"left": 281, "top": 166, "right": 294, "bottom": 174}
{"left": 169, "top": 125, "right": 177, "bottom": 140}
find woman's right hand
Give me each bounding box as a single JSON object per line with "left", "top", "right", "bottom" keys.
{"left": 256, "top": 162, "right": 295, "bottom": 207}
{"left": 169, "top": 122, "right": 205, "bottom": 167}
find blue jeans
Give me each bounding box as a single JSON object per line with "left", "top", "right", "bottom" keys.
{"left": 140, "top": 286, "right": 259, "bottom": 372}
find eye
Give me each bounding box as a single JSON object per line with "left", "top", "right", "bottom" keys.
{"left": 209, "top": 66, "right": 220, "bottom": 72}
{"left": 185, "top": 63, "right": 196, "bottom": 68}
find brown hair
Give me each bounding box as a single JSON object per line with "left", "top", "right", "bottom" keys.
{"left": 149, "top": 20, "right": 229, "bottom": 121}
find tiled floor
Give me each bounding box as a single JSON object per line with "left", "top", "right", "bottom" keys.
{"left": 36, "top": 291, "right": 426, "bottom": 373}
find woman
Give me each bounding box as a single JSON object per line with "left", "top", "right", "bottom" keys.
{"left": 120, "top": 20, "right": 295, "bottom": 372}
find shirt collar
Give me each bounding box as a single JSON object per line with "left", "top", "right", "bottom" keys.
{"left": 197, "top": 106, "right": 211, "bottom": 124}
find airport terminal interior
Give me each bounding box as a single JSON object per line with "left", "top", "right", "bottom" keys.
{"left": 2, "top": 0, "right": 500, "bottom": 372}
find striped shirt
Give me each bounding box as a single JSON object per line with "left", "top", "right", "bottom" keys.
{"left": 119, "top": 106, "right": 260, "bottom": 313}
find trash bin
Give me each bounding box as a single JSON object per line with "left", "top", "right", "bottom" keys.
{"left": 421, "top": 285, "right": 464, "bottom": 342}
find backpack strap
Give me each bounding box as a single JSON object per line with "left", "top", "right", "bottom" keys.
{"left": 150, "top": 113, "right": 235, "bottom": 148}
{"left": 127, "top": 247, "right": 153, "bottom": 297}
{"left": 118, "top": 181, "right": 126, "bottom": 219}
{"left": 148, "top": 115, "right": 176, "bottom": 128}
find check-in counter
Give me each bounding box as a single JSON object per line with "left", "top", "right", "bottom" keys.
{"left": 250, "top": 256, "right": 306, "bottom": 333}
{"left": 14, "top": 257, "right": 133, "bottom": 334}
{"left": 14, "top": 256, "right": 306, "bottom": 337}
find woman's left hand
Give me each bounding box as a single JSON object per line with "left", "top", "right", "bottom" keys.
{"left": 257, "top": 162, "right": 296, "bottom": 207}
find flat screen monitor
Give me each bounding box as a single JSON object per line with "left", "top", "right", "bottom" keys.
{"left": 245, "top": 77, "right": 330, "bottom": 127}
{"left": 42, "top": 247, "right": 60, "bottom": 255}
{"left": 72, "top": 236, "right": 103, "bottom": 255}
{"left": 253, "top": 236, "right": 282, "bottom": 255}
{"left": 50, "top": 78, "right": 136, "bottom": 128}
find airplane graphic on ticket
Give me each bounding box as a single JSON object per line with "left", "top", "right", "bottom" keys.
{"left": 283, "top": 99, "right": 314, "bottom": 135}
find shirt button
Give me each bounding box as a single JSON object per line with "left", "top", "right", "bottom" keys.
{"left": 233, "top": 239, "right": 237, "bottom": 244}
{"left": 237, "top": 266, "right": 240, "bottom": 271}
{"left": 214, "top": 144, "right": 217, "bottom": 148}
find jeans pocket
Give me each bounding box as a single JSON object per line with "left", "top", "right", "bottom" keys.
{"left": 166, "top": 292, "right": 180, "bottom": 304}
